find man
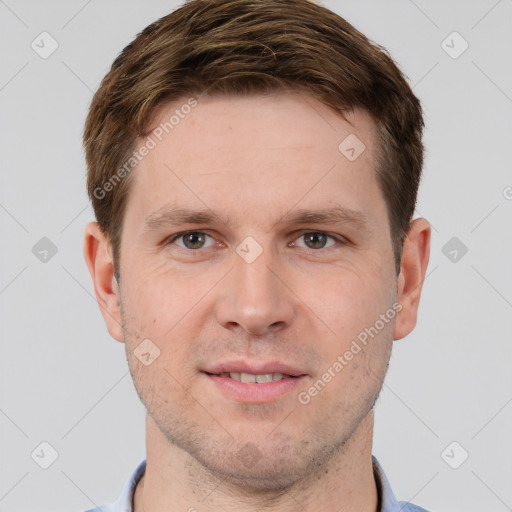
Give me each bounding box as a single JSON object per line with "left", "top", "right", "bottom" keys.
{"left": 82, "top": 0, "right": 431, "bottom": 510}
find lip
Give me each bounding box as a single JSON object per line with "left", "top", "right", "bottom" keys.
{"left": 204, "top": 373, "right": 307, "bottom": 403}
{"left": 201, "top": 360, "right": 308, "bottom": 404}
{"left": 203, "top": 360, "right": 306, "bottom": 377}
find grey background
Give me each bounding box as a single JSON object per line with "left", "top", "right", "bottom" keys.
{"left": 0, "top": 0, "right": 511, "bottom": 510}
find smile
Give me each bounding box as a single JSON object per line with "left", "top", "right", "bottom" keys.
{"left": 210, "top": 372, "right": 293, "bottom": 383}
{"left": 203, "top": 371, "right": 306, "bottom": 403}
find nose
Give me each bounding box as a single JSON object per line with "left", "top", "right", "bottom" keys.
{"left": 214, "top": 248, "right": 295, "bottom": 336}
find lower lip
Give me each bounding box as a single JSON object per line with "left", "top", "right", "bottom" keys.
{"left": 204, "top": 373, "right": 306, "bottom": 403}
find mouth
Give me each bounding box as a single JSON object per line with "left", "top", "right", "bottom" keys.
{"left": 201, "top": 362, "right": 308, "bottom": 403}
{"left": 205, "top": 371, "right": 296, "bottom": 383}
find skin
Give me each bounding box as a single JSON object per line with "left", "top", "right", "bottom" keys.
{"left": 84, "top": 92, "right": 430, "bottom": 512}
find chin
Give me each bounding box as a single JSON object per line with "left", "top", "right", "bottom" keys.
{"left": 178, "top": 429, "right": 342, "bottom": 495}
{"left": 198, "top": 451, "right": 313, "bottom": 494}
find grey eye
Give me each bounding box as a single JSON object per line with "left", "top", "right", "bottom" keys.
{"left": 175, "top": 232, "right": 213, "bottom": 249}
{"left": 296, "top": 232, "right": 335, "bottom": 249}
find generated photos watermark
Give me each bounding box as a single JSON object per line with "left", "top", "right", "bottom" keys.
{"left": 93, "top": 97, "right": 198, "bottom": 200}
{"left": 298, "top": 302, "right": 402, "bottom": 405}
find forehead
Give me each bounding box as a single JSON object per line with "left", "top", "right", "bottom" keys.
{"left": 150, "top": 92, "right": 377, "bottom": 165}
{"left": 123, "top": 92, "right": 385, "bottom": 232}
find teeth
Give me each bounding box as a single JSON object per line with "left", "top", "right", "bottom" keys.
{"left": 240, "top": 372, "right": 256, "bottom": 383}
{"left": 228, "top": 372, "right": 288, "bottom": 383}
{"left": 256, "top": 374, "right": 273, "bottom": 383}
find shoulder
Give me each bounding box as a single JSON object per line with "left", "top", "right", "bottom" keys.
{"left": 396, "top": 502, "right": 430, "bottom": 512}
{"left": 81, "top": 459, "right": 146, "bottom": 512}
{"left": 372, "top": 456, "right": 431, "bottom": 512}
{"left": 83, "top": 502, "right": 123, "bottom": 512}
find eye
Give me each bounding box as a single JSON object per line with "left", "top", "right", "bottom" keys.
{"left": 171, "top": 231, "right": 215, "bottom": 250}
{"left": 293, "top": 232, "right": 337, "bottom": 250}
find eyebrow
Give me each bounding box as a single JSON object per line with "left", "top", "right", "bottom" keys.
{"left": 274, "top": 207, "right": 368, "bottom": 231}
{"left": 142, "top": 207, "right": 229, "bottom": 233}
{"left": 141, "top": 205, "right": 369, "bottom": 234}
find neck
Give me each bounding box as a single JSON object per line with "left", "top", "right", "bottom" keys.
{"left": 134, "top": 409, "right": 378, "bottom": 512}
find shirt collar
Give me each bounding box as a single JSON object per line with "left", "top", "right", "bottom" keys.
{"left": 109, "top": 459, "right": 146, "bottom": 512}
{"left": 373, "top": 455, "right": 402, "bottom": 511}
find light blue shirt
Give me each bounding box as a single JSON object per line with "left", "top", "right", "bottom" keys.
{"left": 84, "top": 456, "right": 429, "bottom": 511}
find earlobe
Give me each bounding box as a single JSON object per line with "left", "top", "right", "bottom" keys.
{"left": 393, "top": 218, "right": 431, "bottom": 340}
{"left": 83, "top": 222, "right": 124, "bottom": 342}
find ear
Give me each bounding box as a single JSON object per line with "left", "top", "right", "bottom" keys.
{"left": 83, "top": 222, "right": 124, "bottom": 342}
{"left": 393, "top": 218, "right": 431, "bottom": 340}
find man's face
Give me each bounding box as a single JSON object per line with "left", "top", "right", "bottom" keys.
{"left": 118, "top": 93, "right": 399, "bottom": 489}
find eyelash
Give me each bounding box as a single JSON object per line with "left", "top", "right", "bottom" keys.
{"left": 165, "top": 230, "right": 347, "bottom": 252}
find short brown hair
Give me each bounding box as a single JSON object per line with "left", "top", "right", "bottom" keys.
{"left": 84, "top": 0, "right": 423, "bottom": 276}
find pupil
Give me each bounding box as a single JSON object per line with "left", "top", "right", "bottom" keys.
{"left": 305, "top": 233, "right": 326, "bottom": 249}
{"left": 184, "top": 232, "right": 205, "bottom": 249}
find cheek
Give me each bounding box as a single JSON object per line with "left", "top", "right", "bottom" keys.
{"left": 121, "top": 257, "right": 205, "bottom": 335}
{"left": 126, "top": 349, "right": 196, "bottom": 424}
{"left": 120, "top": 259, "right": 220, "bottom": 394}
{"left": 121, "top": 272, "right": 201, "bottom": 404}
{"left": 305, "top": 261, "right": 395, "bottom": 344}
{"left": 300, "top": 265, "right": 396, "bottom": 399}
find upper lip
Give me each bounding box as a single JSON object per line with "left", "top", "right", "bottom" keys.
{"left": 203, "top": 360, "right": 306, "bottom": 377}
